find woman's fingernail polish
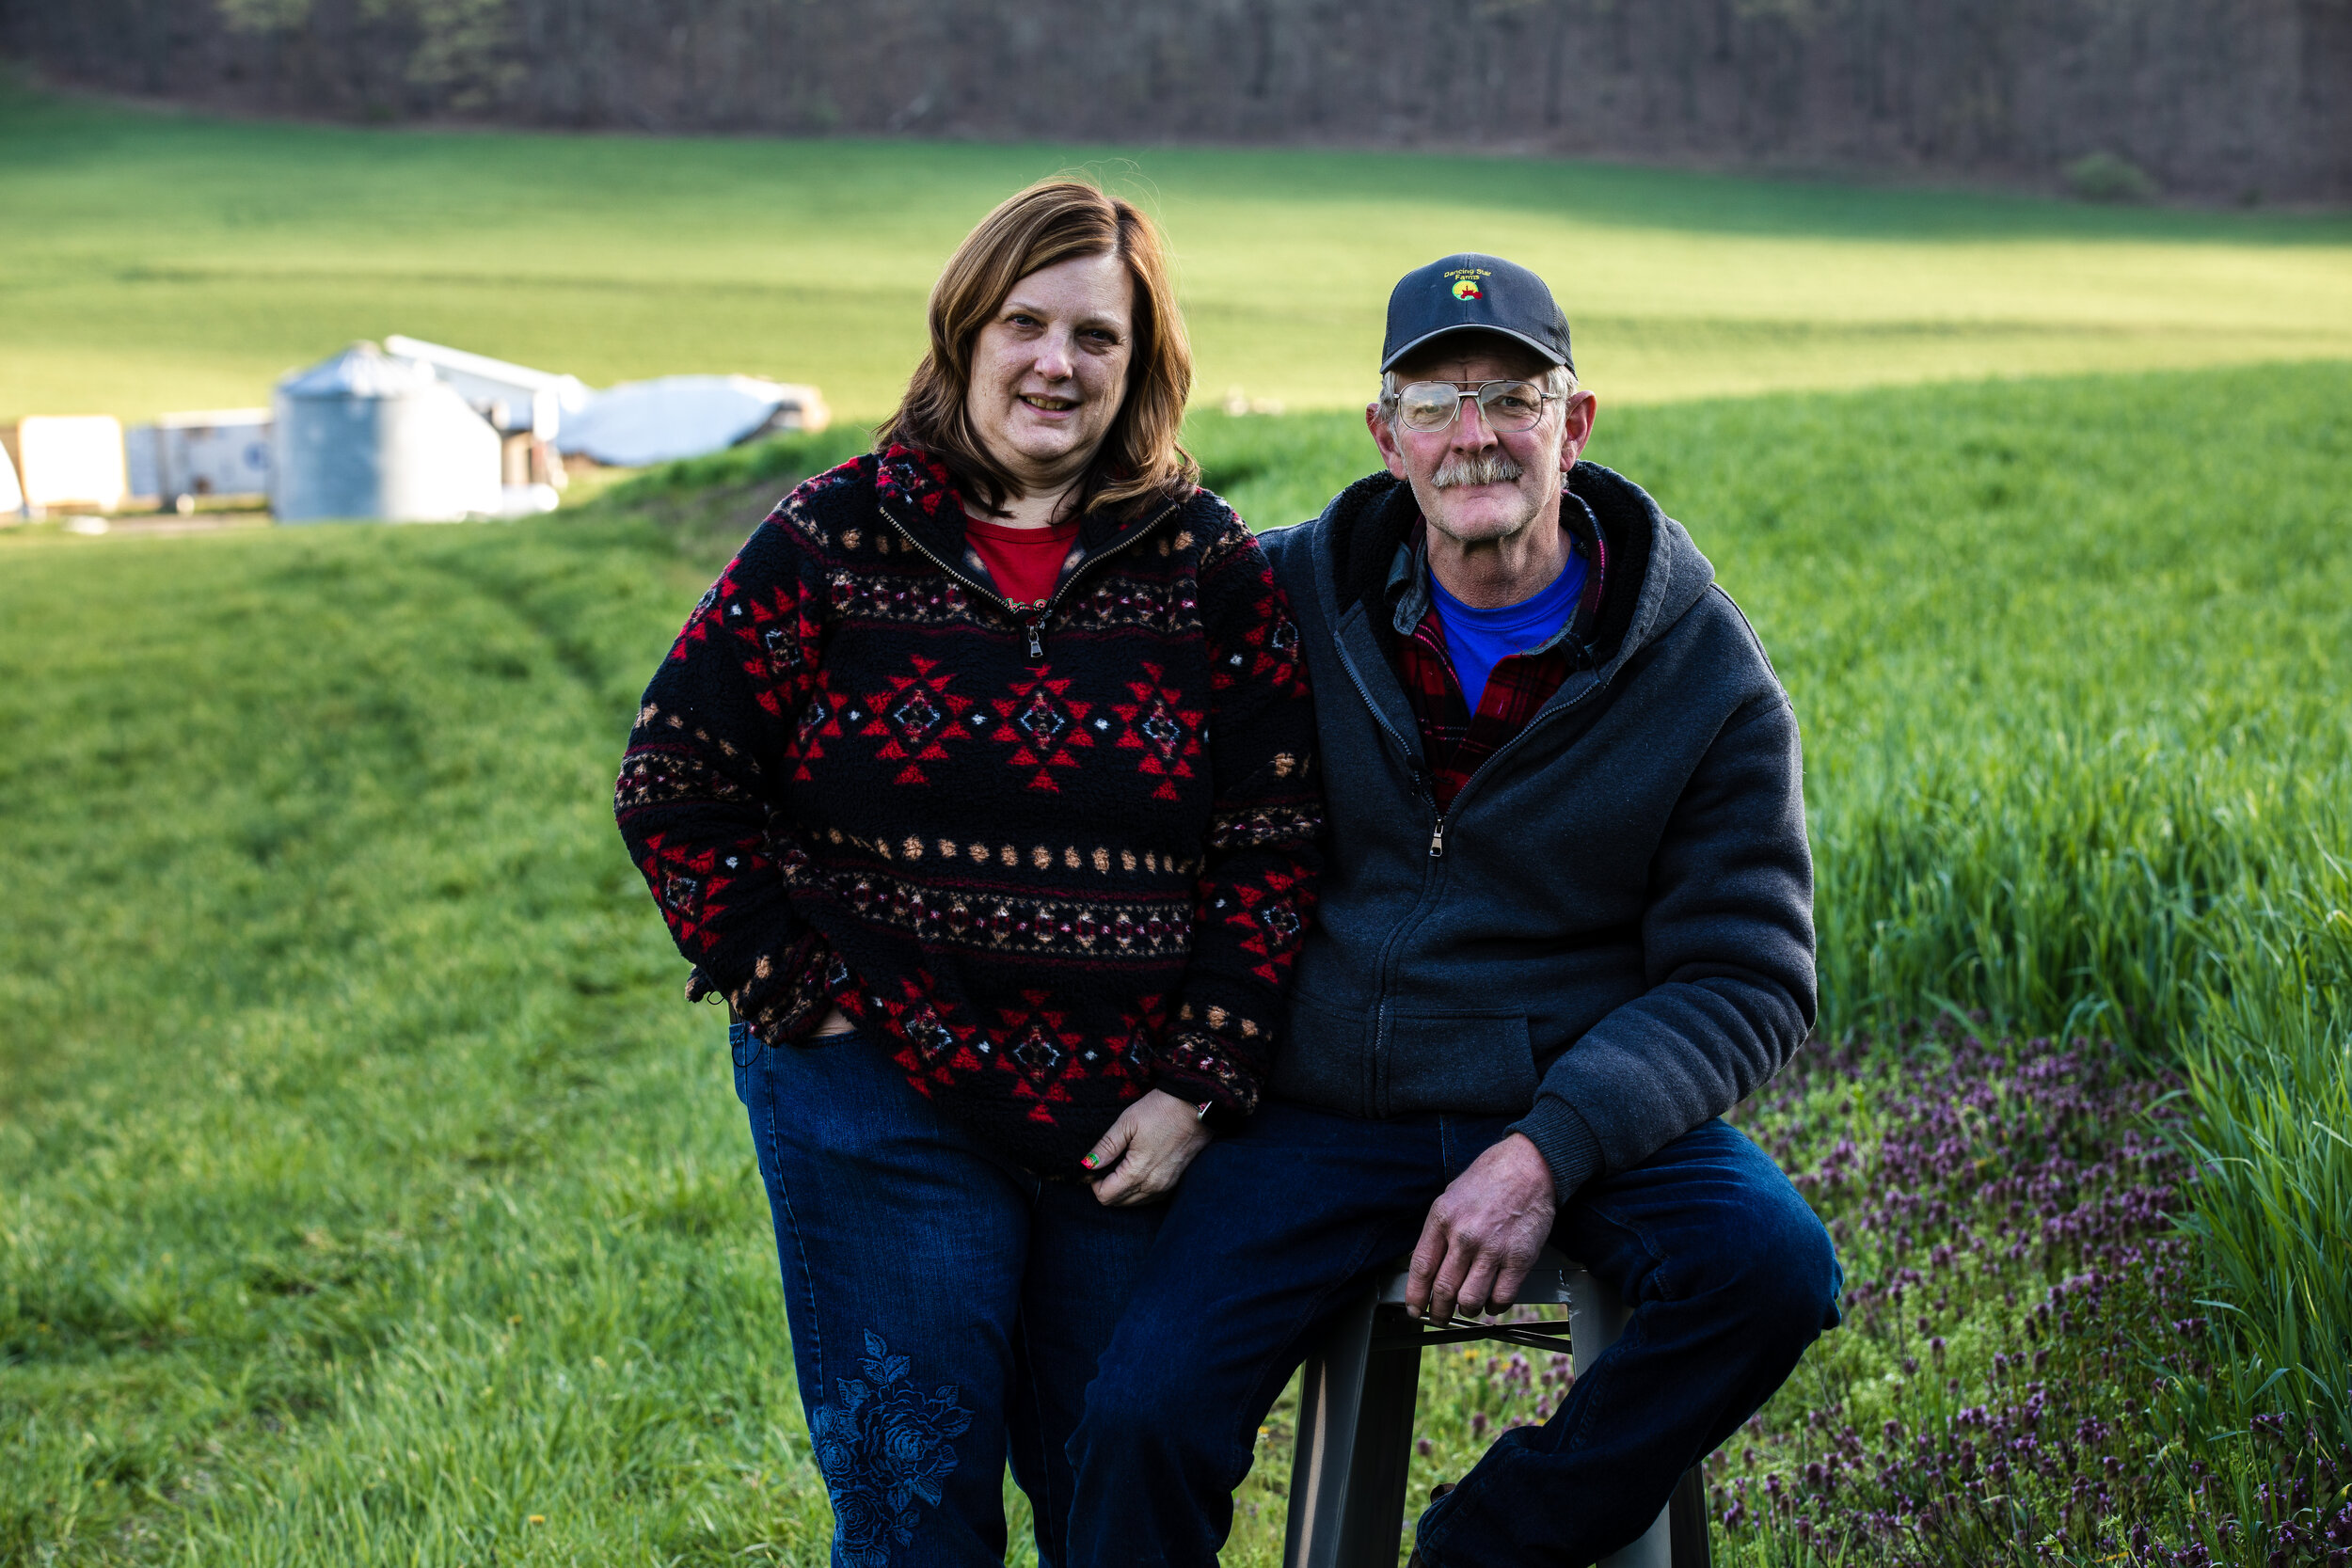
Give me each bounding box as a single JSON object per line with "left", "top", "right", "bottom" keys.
{"left": 1081, "top": 1154, "right": 1098, "bottom": 1168}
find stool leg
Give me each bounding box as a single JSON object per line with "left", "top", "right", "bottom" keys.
{"left": 1285, "top": 1291, "right": 1374, "bottom": 1568}
{"left": 1567, "top": 1270, "right": 1676, "bottom": 1568}
{"left": 1669, "top": 1465, "right": 1714, "bottom": 1568}
{"left": 1285, "top": 1296, "right": 1425, "bottom": 1568}
{"left": 1335, "top": 1323, "right": 1422, "bottom": 1567}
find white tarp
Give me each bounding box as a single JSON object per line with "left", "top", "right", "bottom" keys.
{"left": 0, "top": 441, "right": 22, "bottom": 515}
{"left": 11, "top": 417, "right": 127, "bottom": 513}
{"left": 384, "top": 335, "right": 590, "bottom": 437}
{"left": 554, "top": 374, "right": 829, "bottom": 467}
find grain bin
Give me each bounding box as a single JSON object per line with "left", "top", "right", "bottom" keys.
{"left": 271, "top": 342, "right": 501, "bottom": 523}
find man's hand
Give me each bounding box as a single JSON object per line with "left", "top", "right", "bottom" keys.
{"left": 1406, "top": 1132, "right": 1557, "bottom": 1323}
{"left": 1084, "top": 1089, "right": 1213, "bottom": 1207}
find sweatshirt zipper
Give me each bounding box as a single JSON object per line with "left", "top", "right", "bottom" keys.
{"left": 1330, "top": 637, "right": 1443, "bottom": 1118}
{"left": 1329, "top": 619, "right": 1455, "bottom": 861}
{"left": 1333, "top": 626, "right": 1425, "bottom": 787}
{"left": 1341, "top": 632, "right": 1609, "bottom": 859}
{"left": 1351, "top": 640, "right": 1599, "bottom": 860}
{"left": 1027, "top": 500, "right": 1178, "bottom": 657}
{"left": 1439, "top": 674, "right": 1610, "bottom": 835}
{"left": 1370, "top": 640, "right": 1609, "bottom": 861}
{"left": 890, "top": 499, "right": 1178, "bottom": 659}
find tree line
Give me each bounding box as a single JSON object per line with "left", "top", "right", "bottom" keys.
{"left": 6, "top": 0, "right": 2346, "bottom": 202}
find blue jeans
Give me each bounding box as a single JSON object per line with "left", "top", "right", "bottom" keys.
{"left": 732, "top": 1022, "right": 1165, "bottom": 1568}
{"left": 1065, "top": 1100, "right": 1841, "bottom": 1567}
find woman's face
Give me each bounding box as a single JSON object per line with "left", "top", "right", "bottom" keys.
{"left": 964, "top": 250, "right": 1136, "bottom": 500}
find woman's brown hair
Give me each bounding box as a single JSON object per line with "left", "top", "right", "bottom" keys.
{"left": 875, "top": 179, "right": 1198, "bottom": 518}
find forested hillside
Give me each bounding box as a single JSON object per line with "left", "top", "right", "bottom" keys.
{"left": 6, "top": 0, "right": 2347, "bottom": 203}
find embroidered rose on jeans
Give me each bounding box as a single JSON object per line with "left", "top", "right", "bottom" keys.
{"left": 810, "top": 1331, "right": 974, "bottom": 1566}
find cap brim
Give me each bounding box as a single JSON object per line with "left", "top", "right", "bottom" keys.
{"left": 1381, "top": 324, "right": 1569, "bottom": 373}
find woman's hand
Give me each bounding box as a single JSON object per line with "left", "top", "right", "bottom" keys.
{"left": 1082, "top": 1088, "right": 1212, "bottom": 1207}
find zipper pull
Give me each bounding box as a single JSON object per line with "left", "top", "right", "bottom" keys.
{"left": 1429, "top": 816, "right": 1447, "bottom": 858}
{"left": 1025, "top": 618, "right": 1045, "bottom": 660}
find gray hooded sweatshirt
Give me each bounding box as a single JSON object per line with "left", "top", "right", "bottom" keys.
{"left": 1259, "top": 461, "right": 1816, "bottom": 1197}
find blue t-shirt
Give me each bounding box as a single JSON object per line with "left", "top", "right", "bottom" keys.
{"left": 1429, "top": 550, "right": 1587, "bottom": 713}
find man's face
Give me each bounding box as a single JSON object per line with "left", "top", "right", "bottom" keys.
{"left": 1366, "top": 341, "right": 1597, "bottom": 549}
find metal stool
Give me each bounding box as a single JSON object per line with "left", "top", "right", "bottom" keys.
{"left": 1283, "top": 1247, "right": 1711, "bottom": 1568}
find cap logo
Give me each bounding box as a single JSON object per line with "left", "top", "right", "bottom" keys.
{"left": 1443, "top": 266, "right": 1492, "bottom": 303}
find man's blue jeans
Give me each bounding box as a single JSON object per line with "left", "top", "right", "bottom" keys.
{"left": 1066, "top": 1099, "right": 1840, "bottom": 1567}
{"left": 732, "top": 1022, "right": 1163, "bottom": 1568}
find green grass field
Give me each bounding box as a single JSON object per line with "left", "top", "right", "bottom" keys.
{"left": 5, "top": 79, "right": 2352, "bottom": 427}
{"left": 6, "top": 76, "right": 2351, "bottom": 1565}
{"left": 5, "top": 360, "right": 2347, "bottom": 1563}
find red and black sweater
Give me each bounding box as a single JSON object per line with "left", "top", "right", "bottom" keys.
{"left": 615, "top": 447, "right": 1324, "bottom": 1174}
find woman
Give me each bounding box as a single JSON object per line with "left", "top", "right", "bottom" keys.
{"left": 613, "top": 180, "right": 1322, "bottom": 1566}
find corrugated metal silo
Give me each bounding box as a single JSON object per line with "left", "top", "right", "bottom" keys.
{"left": 271, "top": 343, "right": 501, "bottom": 523}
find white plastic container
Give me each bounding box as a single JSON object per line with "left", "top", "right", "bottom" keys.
{"left": 127, "top": 409, "right": 273, "bottom": 508}
{"left": 8, "top": 416, "right": 128, "bottom": 514}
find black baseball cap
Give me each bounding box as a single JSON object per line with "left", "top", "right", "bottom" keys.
{"left": 1380, "top": 253, "right": 1574, "bottom": 376}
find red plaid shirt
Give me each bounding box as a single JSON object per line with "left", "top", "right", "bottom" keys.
{"left": 1391, "top": 521, "right": 1605, "bottom": 812}
{"left": 1396, "top": 617, "right": 1572, "bottom": 811}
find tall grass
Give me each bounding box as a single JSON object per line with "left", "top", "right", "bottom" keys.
{"left": 2177, "top": 853, "right": 2352, "bottom": 1443}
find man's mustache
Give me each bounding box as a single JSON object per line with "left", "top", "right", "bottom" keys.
{"left": 1430, "top": 451, "right": 1526, "bottom": 488}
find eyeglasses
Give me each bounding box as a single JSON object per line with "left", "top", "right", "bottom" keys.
{"left": 1393, "top": 379, "right": 1562, "bottom": 435}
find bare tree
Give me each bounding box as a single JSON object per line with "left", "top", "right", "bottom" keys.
{"left": 5, "top": 0, "right": 2344, "bottom": 200}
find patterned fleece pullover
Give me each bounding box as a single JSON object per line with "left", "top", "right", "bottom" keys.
{"left": 614, "top": 447, "right": 1324, "bottom": 1175}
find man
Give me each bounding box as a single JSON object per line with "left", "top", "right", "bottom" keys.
{"left": 1065, "top": 253, "right": 1840, "bottom": 1567}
